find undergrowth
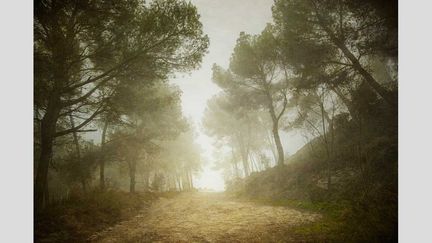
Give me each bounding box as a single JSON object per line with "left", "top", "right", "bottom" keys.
{"left": 34, "top": 189, "right": 162, "bottom": 243}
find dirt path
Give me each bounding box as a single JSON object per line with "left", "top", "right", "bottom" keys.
{"left": 90, "top": 192, "right": 320, "bottom": 243}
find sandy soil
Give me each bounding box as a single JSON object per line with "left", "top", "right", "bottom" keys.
{"left": 89, "top": 192, "right": 320, "bottom": 243}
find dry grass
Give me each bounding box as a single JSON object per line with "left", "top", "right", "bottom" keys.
{"left": 35, "top": 190, "right": 160, "bottom": 243}
{"left": 92, "top": 192, "right": 320, "bottom": 243}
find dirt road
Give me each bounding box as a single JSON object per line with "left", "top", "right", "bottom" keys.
{"left": 90, "top": 192, "right": 320, "bottom": 243}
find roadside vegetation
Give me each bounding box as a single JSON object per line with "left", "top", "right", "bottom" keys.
{"left": 207, "top": 0, "right": 398, "bottom": 242}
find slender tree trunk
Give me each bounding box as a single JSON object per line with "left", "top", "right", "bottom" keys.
{"left": 181, "top": 174, "right": 187, "bottom": 191}
{"left": 265, "top": 90, "right": 285, "bottom": 166}
{"left": 266, "top": 130, "right": 278, "bottom": 165}
{"left": 167, "top": 174, "right": 173, "bottom": 191}
{"left": 176, "top": 174, "right": 182, "bottom": 191}
{"left": 319, "top": 102, "right": 332, "bottom": 191}
{"left": 236, "top": 133, "right": 250, "bottom": 176}
{"left": 69, "top": 114, "right": 81, "bottom": 157}
{"left": 246, "top": 121, "right": 254, "bottom": 173}
{"left": 129, "top": 160, "right": 137, "bottom": 193}
{"left": 189, "top": 171, "right": 194, "bottom": 189}
{"left": 249, "top": 152, "right": 259, "bottom": 172}
{"left": 240, "top": 143, "right": 250, "bottom": 176}
{"left": 69, "top": 114, "right": 86, "bottom": 192}
{"left": 231, "top": 146, "right": 240, "bottom": 178}
{"left": 187, "top": 171, "right": 192, "bottom": 190}
{"left": 171, "top": 174, "right": 177, "bottom": 191}
{"left": 272, "top": 120, "right": 285, "bottom": 166}
{"left": 186, "top": 170, "right": 191, "bottom": 190}
{"left": 144, "top": 169, "right": 150, "bottom": 190}
{"left": 253, "top": 151, "right": 264, "bottom": 171}
{"left": 99, "top": 120, "right": 109, "bottom": 190}
{"left": 99, "top": 159, "right": 105, "bottom": 189}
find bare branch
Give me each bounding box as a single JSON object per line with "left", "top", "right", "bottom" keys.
{"left": 55, "top": 105, "right": 104, "bottom": 137}
{"left": 61, "top": 75, "right": 113, "bottom": 107}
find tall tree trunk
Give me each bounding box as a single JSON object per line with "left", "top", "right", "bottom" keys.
{"left": 272, "top": 122, "right": 285, "bottom": 166}
{"left": 186, "top": 171, "right": 192, "bottom": 190}
{"left": 176, "top": 174, "right": 182, "bottom": 191}
{"left": 35, "top": 126, "right": 54, "bottom": 210}
{"left": 143, "top": 169, "right": 150, "bottom": 190}
{"left": 171, "top": 174, "right": 177, "bottom": 191}
{"left": 245, "top": 121, "right": 254, "bottom": 173}
{"left": 167, "top": 174, "right": 173, "bottom": 191}
{"left": 35, "top": 99, "right": 60, "bottom": 210}
{"left": 99, "top": 120, "right": 109, "bottom": 190}
{"left": 181, "top": 174, "right": 187, "bottom": 191}
{"left": 69, "top": 114, "right": 86, "bottom": 192}
{"left": 265, "top": 90, "right": 285, "bottom": 166}
{"left": 185, "top": 171, "right": 190, "bottom": 190}
{"left": 266, "top": 130, "right": 278, "bottom": 165}
{"left": 69, "top": 114, "right": 81, "bottom": 158}
{"left": 231, "top": 146, "right": 240, "bottom": 178}
{"left": 129, "top": 160, "right": 136, "bottom": 193}
{"left": 237, "top": 134, "right": 250, "bottom": 177}
{"left": 189, "top": 170, "right": 194, "bottom": 189}
{"left": 319, "top": 102, "right": 332, "bottom": 191}
{"left": 35, "top": 24, "right": 72, "bottom": 209}
{"left": 241, "top": 147, "right": 250, "bottom": 176}
{"left": 249, "top": 152, "right": 259, "bottom": 172}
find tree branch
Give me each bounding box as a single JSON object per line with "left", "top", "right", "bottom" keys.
{"left": 55, "top": 105, "right": 104, "bottom": 137}
{"left": 61, "top": 75, "right": 114, "bottom": 107}
{"left": 276, "top": 91, "right": 288, "bottom": 121}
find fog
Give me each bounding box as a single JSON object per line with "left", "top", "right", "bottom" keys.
{"left": 173, "top": 0, "right": 305, "bottom": 190}
{"left": 34, "top": 0, "right": 398, "bottom": 241}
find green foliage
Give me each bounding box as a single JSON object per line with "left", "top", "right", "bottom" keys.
{"left": 272, "top": 0, "right": 397, "bottom": 105}
{"left": 34, "top": 0, "right": 209, "bottom": 206}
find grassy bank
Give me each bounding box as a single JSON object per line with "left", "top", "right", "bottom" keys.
{"left": 226, "top": 131, "right": 397, "bottom": 242}
{"left": 34, "top": 190, "right": 167, "bottom": 243}
{"left": 230, "top": 174, "right": 397, "bottom": 242}
{"left": 245, "top": 197, "right": 352, "bottom": 241}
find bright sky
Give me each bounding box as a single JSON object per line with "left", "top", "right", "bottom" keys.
{"left": 172, "top": 0, "right": 275, "bottom": 191}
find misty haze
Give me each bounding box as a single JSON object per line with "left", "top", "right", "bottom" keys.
{"left": 34, "top": 0, "right": 398, "bottom": 242}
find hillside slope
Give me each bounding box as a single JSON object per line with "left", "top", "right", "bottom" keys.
{"left": 226, "top": 110, "right": 398, "bottom": 242}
